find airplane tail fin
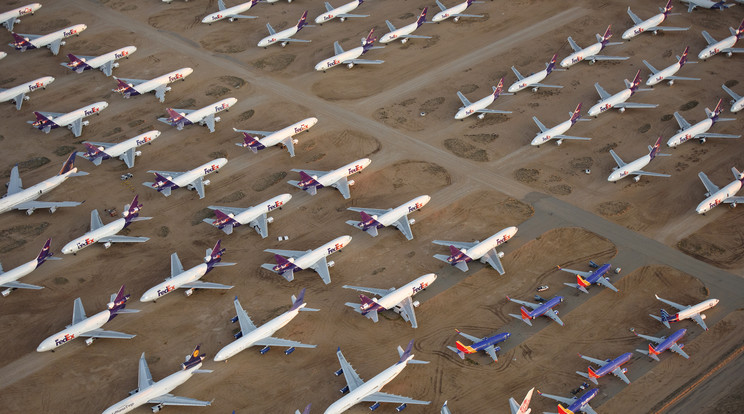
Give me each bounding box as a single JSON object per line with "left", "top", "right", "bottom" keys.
{"left": 397, "top": 339, "right": 415, "bottom": 364}
{"left": 678, "top": 46, "right": 689, "bottom": 66}
{"left": 297, "top": 171, "right": 321, "bottom": 189}
{"left": 546, "top": 53, "right": 558, "bottom": 74}
{"left": 648, "top": 136, "right": 664, "bottom": 159}
{"left": 648, "top": 343, "right": 661, "bottom": 359}
{"left": 65, "top": 53, "right": 89, "bottom": 72}
{"left": 733, "top": 166, "right": 744, "bottom": 181}
{"left": 35, "top": 238, "right": 59, "bottom": 267}
{"left": 10, "top": 32, "right": 31, "bottom": 50}
{"left": 466, "top": 0, "right": 476, "bottom": 6}
{"left": 121, "top": 194, "right": 144, "bottom": 223}
{"left": 520, "top": 306, "right": 532, "bottom": 321}
{"left": 416, "top": 7, "right": 428, "bottom": 27}
{"left": 557, "top": 405, "right": 575, "bottom": 414}
{"left": 629, "top": 69, "right": 642, "bottom": 92}
{"left": 601, "top": 25, "right": 613, "bottom": 44}
{"left": 290, "top": 288, "right": 306, "bottom": 311}
{"left": 711, "top": 98, "right": 724, "bottom": 120}
{"left": 493, "top": 77, "right": 505, "bottom": 98}
{"left": 587, "top": 366, "right": 600, "bottom": 379}
{"left": 359, "top": 294, "right": 384, "bottom": 315}
{"left": 212, "top": 209, "right": 239, "bottom": 231}
{"left": 165, "top": 108, "right": 185, "bottom": 123}
{"left": 297, "top": 10, "right": 309, "bottom": 30}
{"left": 82, "top": 142, "right": 105, "bottom": 159}
{"left": 113, "top": 77, "right": 134, "bottom": 96}
{"left": 736, "top": 18, "right": 744, "bottom": 38}
{"left": 576, "top": 274, "right": 591, "bottom": 288}
{"left": 570, "top": 103, "right": 583, "bottom": 124}
{"left": 152, "top": 172, "right": 177, "bottom": 191}
{"left": 662, "top": 0, "right": 673, "bottom": 14}
{"left": 362, "top": 28, "right": 377, "bottom": 51}
{"left": 107, "top": 284, "right": 136, "bottom": 317}
{"left": 58, "top": 152, "right": 78, "bottom": 175}
{"left": 659, "top": 308, "right": 673, "bottom": 328}
{"left": 455, "top": 340, "right": 476, "bottom": 355}
{"left": 358, "top": 211, "right": 382, "bottom": 233}
{"left": 182, "top": 345, "right": 206, "bottom": 370}
{"left": 518, "top": 387, "right": 534, "bottom": 414}
{"left": 205, "top": 239, "right": 226, "bottom": 268}
{"left": 240, "top": 133, "right": 264, "bottom": 153}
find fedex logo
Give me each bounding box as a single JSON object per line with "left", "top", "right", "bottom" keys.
{"left": 408, "top": 202, "right": 423, "bottom": 212}
{"left": 84, "top": 107, "right": 100, "bottom": 116}
{"left": 348, "top": 164, "right": 364, "bottom": 174}
{"left": 54, "top": 333, "right": 75, "bottom": 346}
{"left": 390, "top": 34, "right": 398, "bottom": 39}
{"left": 572, "top": 56, "right": 584, "bottom": 64}
{"left": 136, "top": 136, "right": 153, "bottom": 145}
{"left": 326, "top": 59, "right": 341, "bottom": 68}
{"left": 76, "top": 238, "right": 95, "bottom": 249}
{"left": 212, "top": 14, "right": 223, "bottom": 21}
{"left": 169, "top": 73, "right": 184, "bottom": 82}
{"left": 496, "top": 234, "right": 512, "bottom": 245}
{"left": 327, "top": 242, "right": 344, "bottom": 254}
{"left": 28, "top": 81, "right": 44, "bottom": 91}
{"left": 441, "top": 13, "right": 451, "bottom": 19}
{"left": 115, "top": 50, "right": 130, "bottom": 59}
{"left": 634, "top": 27, "right": 644, "bottom": 35}
{"left": 411, "top": 281, "right": 429, "bottom": 294}
{"left": 215, "top": 102, "right": 230, "bottom": 112}
{"left": 542, "top": 135, "right": 551, "bottom": 142}
{"left": 709, "top": 199, "right": 722, "bottom": 209}
{"left": 294, "top": 124, "right": 310, "bottom": 133}
{"left": 600, "top": 103, "right": 611, "bottom": 112}
{"left": 679, "top": 134, "right": 691, "bottom": 143}
{"left": 465, "top": 109, "right": 474, "bottom": 116}
{"left": 204, "top": 164, "right": 221, "bottom": 174}
{"left": 267, "top": 200, "right": 283, "bottom": 211}
{"left": 19, "top": 7, "right": 34, "bottom": 15}
{"left": 323, "top": 14, "right": 334, "bottom": 21}
{"left": 619, "top": 170, "right": 629, "bottom": 178}
{"left": 64, "top": 29, "right": 79, "bottom": 37}
{"left": 157, "top": 285, "right": 176, "bottom": 297}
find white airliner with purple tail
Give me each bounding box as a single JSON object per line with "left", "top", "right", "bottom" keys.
{"left": 0, "top": 238, "right": 59, "bottom": 296}
{"left": 235, "top": 117, "right": 317, "bottom": 157}
{"left": 204, "top": 193, "right": 292, "bottom": 237}
{"left": 288, "top": 158, "right": 371, "bottom": 199}
{"left": 262, "top": 235, "right": 352, "bottom": 284}
{"left": 346, "top": 195, "right": 430, "bottom": 240}
{"left": 61, "top": 45, "right": 136, "bottom": 77}
{"left": 433, "top": 227, "right": 518, "bottom": 275}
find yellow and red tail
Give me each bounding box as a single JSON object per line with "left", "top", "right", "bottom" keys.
{"left": 520, "top": 306, "right": 531, "bottom": 320}
{"left": 648, "top": 343, "right": 660, "bottom": 356}
{"left": 577, "top": 275, "right": 591, "bottom": 288}
{"left": 587, "top": 366, "right": 599, "bottom": 379}
{"left": 455, "top": 341, "right": 476, "bottom": 355}
{"left": 557, "top": 404, "right": 575, "bottom": 414}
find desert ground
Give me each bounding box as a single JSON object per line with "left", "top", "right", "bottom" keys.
{"left": 0, "top": 0, "right": 743, "bottom": 413}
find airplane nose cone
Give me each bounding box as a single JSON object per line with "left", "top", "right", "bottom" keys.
{"left": 61, "top": 244, "right": 74, "bottom": 255}
{"left": 140, "top": 292, "right": 154, "bottom": 302}
{"left": 183, "top": 67, "right": 194, "bottom": 76}
{"left": 608, "top": 173, "right": 618, "bottom": 182}
{"left": 36, "top": 340, "right": 52, "bottom": 352}
{"left": 214, "top": 350, "right": 228, "bottom": 362}
{"left": 454, "top": 111, "right": 465, "bottom": 120}
{"left": 308, "top": 117, "right": 319, "bottom": 126}
{"left": 314, "top": 62, "right": 325, "bottom": 71}
{"left": 507, "top": 84, "right": 518, "bottom": 93}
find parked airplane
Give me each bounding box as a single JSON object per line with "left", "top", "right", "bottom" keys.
{"left": 234, "top": 117, "right": 318, "bottom": 157}
{"left": 345, "top": 195, "right": 430, "bottom": 240}
{"left": 0, "top": 75, "right": 54, "bottom": 110}
{"left": 531, "top": 103, "right": 590, "bottom": 147}
{"left": 204, "top": 193, "right": 292, "bottom": 237}
{"left": 696, "top": 167, "right": 744, "bottom": 214}
{"left": 681, "top": 0, "right": 735, "bottom": 12}
{"left": 509, "top": 388, "right": 535, "bottom": 414}
{"left": 537, "top": 388, "right": 599, "bottom": 414}
{"left": 557, "top": 263, "right": 619, "bottom": 293}
{"left": 633, "top": 328, "right": 689, "bottom": 361}
{"left": 697, "top": 19, "right": 744, "bottom": 59}
{"left": 623, "top": 1, "right": 688, "bottom": 40}
{"left": 608, "top": 136, "right": 670, "bottom": 182}
{"left": 158, "top": 97, "right": 237, "bottom": 132}
{"left": 576, "top": 352, "right": 633, "bottom": 385}
{"left": 261, "top": 235, "right": 352, "bottom": 284}
{"left": 9, "top": 23, "right": 86, "bottom": 55}
{"left": 142, "top": 158, "right": 228, "bottom": 199}
{"left": 315, "top": 0, "right": 367, "bottom": 25}
{"left": 296, "top": 405, "right": 312, "bottom": 414}
{"left": 325, "top": 339, "right": 430, "bottom": 414}
{"left": 0, "top": 152, "right": 87, "bottom": 215}
{"left": 61, "top": 46, "right": 136, "bottom": 76}
{"left": 446, "top": 329, "right": 510, "bottom": 362}
{"left": 258, "top": 10, "right": 311, "bottom": 48}
{"left": 0, "top": 238, "right": 59, "bottom": 296}
{"left": 507, "top": 295, "right": 565, "bottom": 327}
{"left": 78, "top": 130, "right": 160, "bottom": 169}
{"left": 667, "top": 100, "right": 739, "bottom": 147}
{"left": 202, "top": 0, "right": 260, "bottom": 24}
{"left": 214, "top": 289, "right": 318, "bottom": 361}
{"left": 722, "top": 84, "right": 744, "bottom": 112}
{"left": 62, "top": 196, "right": 150, "bottom": 255}
{"left": 0, "top": 51, "right": 5, "bottom": 59}
{"left": 442, "top": 401, "right": 452, "bottom": 414}
{"left": 508, "top": 54, "right": 562, "bottom": 93}
{"left": 644, "top": 47, "right": 699, "bottom": 86}
{"left": 1, "top": 3, "right": 42, "bottom": 31}
{"left": 102, "top": 345, "right": 213, "bottom": 414}
{"left": 288, "top": 158, "right": 370, "bottom": 199}
{"left": 380, "top": 8, "right": 430, "bottom": 44}
{"left": 455, "top": 78, "right": 511, "bottom": 120}
{"left": 560, "top": 25, "right": 628, "bottom": 68}
{"left": 314, "top": 29, "right": 383, "bottom": 71}
{"left": 343, "top": 273, "right": 437, "bottom": 329}
{"left": 140, "top": 240, "right": 235, "bottom": 302}
{"left": 432, "top": 226, "right": 518, "bottom": 274}
{"left": 113, "top": 67, "right": 193, "bottom": 102}
{"left": 432, "top": 0, "right": 483, "bottom": 23}
{"left": 36, "top": 285, "right": 138, "bottom": 352}
{"left": 650, "top": 294, "right": 719, "bottom": 331}
{"left": 588, "top": 70, "right": 657, "bottom": 116}
{"left": 29, "top": 101, "right": 108, "bottom": 137}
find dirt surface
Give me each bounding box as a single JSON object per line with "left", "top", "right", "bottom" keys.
{"left": 0, "top": 0, "right": 743, "bottom": 413}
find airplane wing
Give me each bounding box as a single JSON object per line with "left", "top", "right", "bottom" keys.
{"left": 138, "top": 353, "right": 154, "bottom": 390}
{"left": 481, "top": 248, "right": 505, "bottom": 275}
{"left": 13, "top": 200, "right": 83, "bottom": 212}
{"left": 333, "top": 41, "right": 344, "bottom": 55}
{"left": 337, "top": 13, "right": 369, "bottom": 18}
{"left": 722, "top": 85, "right": 743, "bottom": 100}
{"left": 343, "top": 285, "right": 393, "bottom": 297}
{"left": 79, "top": 328, "right": 135, "bottom": 339}
{"left": 203, "top": 114, "right": 216, "bottom": 133}
{"left": 631, "top": 170, "right": 671, "bottom": 178}
{"left": 12, "top": 92, "right": 27, "bottom": 110}
{"left": 435, "top": 0, "right": 447, "bottom": 11}
{"left": 724, "top": 196, "right": 744, "bottom": 204}
{"left": 171, "top": 253, "right": 185, "bottom": 277}
{"left": 701, "top": 31, "right": 717, "bottom": 46}
{"left": 336, "top": 347, "right": 365, "bottom": 391}
{"left": 642, "top": 60, "right": 659, "bottom": 74}
{"left": 609, "top": 150, "right": 626, "bottom": 167}
{"left": 698, "top": 172, "right": 720, "bottom": 194}
{"left": 590, "top": 55, "right": 630, "bottom": 62}
{"left": 648, "top": 26, "right": 689, "bottom": 33}
{"left": 594, "top": 83, "right": 611, "bottom": 100}
{"left": 347, "top": 207, "right": 391, "bottom": 215}
{"left": 475, "top": 108, "right": 512, "bottom": 115}
{"left": 232, "top": 128, "right": 274, "bottom": 136}
{"left": 254, "top": 336, "right": 316, "bottom": 348}
{"left": 557, "top": 267, "right": 593, "bottom": 278}
{"left": 511, "top": 66, "right": 525, "bottom": 81}
{"left": 331, "top": 176, "right": 351, "bottom": 199}
{"left": 507, "top": 297, "right": 540, "bottom": 310}
{"left": 91, "top": 209, "right": 104, "bottom": 231}
{"left": 595, "top": 276, "right": 619, "bottom": 292}
{"left": 670, "top": 343, "right": 690, "bottom": 359}
{"left": 690, "top": 313, "right": 709, "bottom": 331}
{"left": 530, "top": 82, "right": 563, "bottom": 89}
{"left": 36, "top": 110, "right": 66, "bottom": 118}
{"left": 456, "top": 331, "right": 483, "bottom": 343}
{"left": 148, "top": 170, "right": 186, "bottom": 179}
{"left": 634, "top": 331, "right": 664, "bottom": 344}
{"left": 264, "top": 249, "right": 307, "bottom": 259}
{"left": 344, "top": 58, "right": 384, "bottom": 65}
{"left": 309, "top": 255, "right": 332, "bottom": 284}
{"left": 281, "top": 136, "right": 297, "bottom": 157}
{"left": 249, "top": 213, "right": 269, "bottom": 238}
{"left": 324, "top": 2, "right": 334, "bottom": 12}
{"left": 431, "top": 240, "right": 479, "bottom": 249}
{"left": 280, "top": 38, "right": 312, "bottom": 43}
{"left": 695, "top": 132, "right": 742, "bottom": 139}
{"left": 400, "top": 34, "right": 431, "bottom": 40}
{"left": 537, "top": 392, "right": 575, "bottom": 406}
{"left": 543, "top": 309, "right": 564, "bottom": 326}
{"left": 554, "top": 134, "right": 592, "bottom": 141}
{"left": 673, "top": 112, "right": 692, "bottom": 130}
{"left": 121, "top": 148, "right": 136, "bottom": 168}
{"left": 391, "top": 215, "right": 414, "bottom": 240}
{"left": 101, "top": 60, "right": 115, "bottom": 77}
{"left": 484, "top": 345, "right": 499, "bottom": 362}
{"left": 456, "top": 91, "right": 472, "bottom": 107}
{"left": 233, "top": 296, "right": 257, "bottom": 334}
{"left": 532, "top": 116, "right": 548, "bottom": 133}
{"left": 147, "top": 395, "right": 212, "bottom": 407}
{"left": 451, "top": 13, "right": 483, "bottom": 18}
{"left": 360, "top": 391, "right": 430, "bottom": 406}
{"left": 290, "top": 168, "right": 329, "bottom": 176}
{"left": 626, "top": 7, "right": 643, "bottom": 25}
{"left": 398, "top": 296, "right": 418, "bottom": 328}
{"left": 84, "top": 141, "right": 114, "bottom": 148}
{"left": 70, "top": 117, "right": 84, "bottom": 137}
{"left": 154, "top": 84, "right": 169, "bottom": 102}
{"left": 115, "top": 77, "right": 147, "bottom": 86}
{"left": 612, "top": 366, "right": 631, "bottom": 384}
{"left": 191, "top": 177, "right": 206, "bottom": 199}
{"left": 207, "top": 206, "right": 247, "bottom": 216}
{"left": 580, "top": 354, "right": 609, "bottom": 367}
{"left": 614, "top": 102, "right": 659, "bottom": 109}
{"left": 72, "top": 298, "right": 87, "bottom": 325}
{"left": 567, "top": 36, "right": 582, "bottom": 52}
{"left": 0, "top": 280, "right": 43, "bottom": 290}
{"left": 666, "top": 75, "right": 701, "bottom": 81}
{"left": 99, "top": 235, "right": 150, "bottom": 243}
{"left": 180, "top": 280, "right": 233, "bottom": 290}
{"left": 48, "top": 38, "right": 62, "bottom": 55}
{"left": 7, "top": 166, "right": 23, "bottom": 195}
{"left": 266, "top": 23, "right": 276, "bottom": 35}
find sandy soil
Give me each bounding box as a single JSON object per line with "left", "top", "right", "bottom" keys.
{"left": 0, "top": 0, "right": 743, "bottom": 413}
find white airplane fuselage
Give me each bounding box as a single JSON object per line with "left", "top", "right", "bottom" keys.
{"left": 698, "top": 35, "right": 738, "bottom": 60}
{"left": 622, "top": 13, "right": 666, "bottom": 40}
{"left": 203, "top": 1, "right": 257, "bottom": 23}
{"left": 102, "top": 363, "right": 204, "bottom": 414}
{"left": 667, "top": 118, "right": 715, "bottom": 147}
{"left": 229, "top": 193, "right": 292, "bottom": 226}
{"left": 455, "top": 93, "right": 495, "bottom": 120}
{"left": 316, "top": 158, "right": 371, "bottom": 187}
{"left": 731, "top": 96, "right": 744, "bottom": 113}
{"left": 532, "top": 118, "right": 573, "bottom": 146}
{"left": 315, "top": 47, "right": 366, "bottom": 71}
{"left": 140, "top": 263, "right": 209, "bottom": 302}
{"left": 432, "top": 2, "right": 469, "bottom": 23}
{"left": 126, "top": 68, "right": 193, "bottom": 95}
{"left": 646, "top": 62, "right": 682, "bottom": 86}
{"left": 0, "top": 76, "right": 54, "bottom": 104}
{"left": 44, "top": 101, "right": 109, "bottom": 128}
{"left": 293, "top": 235, "right": 352, "bottom": 270}
{"left": 37, "top": 308, "right": 112, "bottom": 351}
{"left": 508, "top": 70, "right": 549, "bottom": 93}
{"left": 0, "top": 259, "right": 38, "bottom": 288}
{"left": 258, "top": 25, "right": 301, "bottom": 47}
{"left": 315, "top": 1, "right": 361, "bottom": 24}
{"left": 185, "top": 98, "right": 237, "bottom": 124}
{"left": 697, "top": 179, "right": 743, "bottom": 214}
{"left": 168, "top": 158, "right": 228, "bottom": 189}
{"left": 92, "top": 130, "right": 161, "bottom": 159}
{"left": 380, "top": 21, "right": 419, "bottom": 43}
{"left": 466, "top": 226, "right": 518, "bottom": 260}
{"left": 325, "top": 357, "right": 412, "bottom": 414}
{"left": 608, "top": 154, "right": 652, "bottom": 182}
{"left": 0, "top": 3, "right": 42, "bottom": 25}
{"left": 213, "top": 303, "right": 307, "bottom": 361}
{"left": 376, "top": 195, "right": 431, "bottom": 226}
{"left": 588, "top": 89, "right": 632, "bottom": 116}
{"left": 25, "top": 24, "right": 87, "bottom": 49}
{"left": 73, "top": 46, "right": 136, "bottom": 71}
{"left": 374, "top": 273, "right": 437, "bottom": 310}
{"left": 62, "top": 217, "right": 127, "bottom": 254}
{"left": 0, "top": 169, "right": 78, "bottom": 214}
{"left": 560, "top": 42, "right": 603, "bottom": 68}
{"left": 258, "top": 117, "right": 318, "bottom": 147}
{"left": 675, "top": 299, "right": 719, "bottom": 321}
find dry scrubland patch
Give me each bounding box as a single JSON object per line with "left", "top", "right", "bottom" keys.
{"left": 597, "top": 201, "right": 631, "bottom": 217}
{"left": 513, "top": 168, "right": 573, "bottom": 195}
{"left": 677, "top": 210, "right": 744, "bottom": 270}
{"left": 252, "top": 54, "right": 296, "bottom": 71}
{"left": 2, "top": 157, "right": 50, "bottom": 177}
{"left": 0, "top": 223, "right": 49, "bottom": 253}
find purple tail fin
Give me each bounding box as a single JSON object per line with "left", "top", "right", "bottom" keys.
{"left": 83, "top": 142, "right": 105, "bottom": 158}
{"left": 207, "top": 239, "right": 225, "bottom": 268}
{"left": 449, "top": 245, "right": 463, "bottom": 257}
{"left": 362, "top": 28, "right": 377, "bottom": 51}
{"left": 58, "top": 152, "right": 78, "bottom": 175}
{"left": 213, "top": 209, "right": 238, "bottom": 228}
{"left": 297, "top": 171, "right": 320, "bottom": 188}
{"left": 108, "top": 285, "right": 131, "bottom": 316}
{"left": 570, "top": 103, "right": 583, "bottom": 123}
{"left": 546, "top": 53, "right": 558, "bottom": 74}
{"left": 416, "top": 7, "right": 428, "bottom": 27}
{"left": 10, "top": 32, "right": 30, "bottom": 48}
{"left": 152, "top": 172, "right": 177, "bottom": 190}
{"left": 114, "top": 78, "right": 133, "bottom": 93}
{"left": 165, "top": 108, "right": 184, "bottom": 123}
{"left": 663, "top": 0, "right": 673, "bottom": 14}
{"left": 660, "top": 308, "right": 671, "bottom": 322}
{"left": 398, "top": 339, "right": 415, "bottom": 364}
{"left": 242, "top": 133, "right": 265, "bottom": 152}
{"left": 466, "top": 0, "right": 475, "bottom": 6}
{"left": 737, "top": 18, "right": 744, "bottom": 38}
{"left": 493, "top": 78, "right": 504, "bottom": 97}
{"left": 649, "top": 136, "right": 663, "bottom": 159}
{"left": 273, "top": 254, "right": 298, "bottom": 273}
{"left": 290, "top": 288, "right": 306, "bottom": 311}
{"left": 629, "top": 69, "right": 642, "bottom": 92}
{"left": 182, "top": 345, "right": 205, "bottom": 370}
{"left": 359, "top": 211, "right": 381, "bottom": 229}
{"left": 678, "top": 46, "right": 689, "bottom": 66}
{"left": 122, "top": 194, "right": 143, "bottom": 224}
{"left": 601, "top": 25, "right": 613, "bottom": 44}
{"left": 36, "top": 238, "right": 55, "bottom": 267}
{"left": 297, "top": 10, "right": 309, "bottom": 30}
{"left": 359, "top": 294, "right": 384, "bottom": 314}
